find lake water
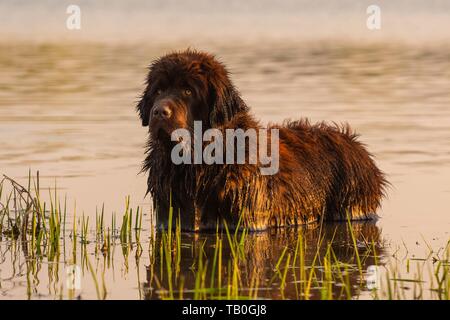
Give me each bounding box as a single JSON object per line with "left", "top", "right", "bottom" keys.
{"left": 0, "top": 0, "right": 449, "bottom": 299}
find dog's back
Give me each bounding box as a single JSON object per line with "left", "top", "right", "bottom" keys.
{"left": 281, "top": 120, "right": 387, "bottom": 222}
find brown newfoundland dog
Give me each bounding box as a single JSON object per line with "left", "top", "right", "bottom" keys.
{"left": 136, "top": 49, "right": 387, "bottom": 232}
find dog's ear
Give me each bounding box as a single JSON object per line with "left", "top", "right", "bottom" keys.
{"left": 209, "top": 82, "right": 248, "bottom": 127}
{"left": 137, "top": 65, "right": 156, "bottom": 127}
{"left": 136, "top": 93, "right": 150, "bottom": 127}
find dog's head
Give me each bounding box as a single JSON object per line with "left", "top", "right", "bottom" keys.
{"left": 136, "top": 50, "right": 247, "bottom": 140}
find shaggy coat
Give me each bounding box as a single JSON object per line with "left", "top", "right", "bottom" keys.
{"left": 137, "top": 50, "right": 388, "bottom": 231}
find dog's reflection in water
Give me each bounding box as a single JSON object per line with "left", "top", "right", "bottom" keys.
{"left": 142, "top": 221, "right": 383, "bottom": 299}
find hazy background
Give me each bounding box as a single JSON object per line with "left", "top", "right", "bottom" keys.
{"left": 0, "top": 0, "right": 449, "bottom": 298}
{"left": 1, "top": 0, "right": 450, "bottom": 44}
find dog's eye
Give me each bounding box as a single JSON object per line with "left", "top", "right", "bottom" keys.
{"left": 183, "top": 89, "right": 192, "bottom": 96}
{"left": 156, "top": 89, "right": 162, "bottom": 95}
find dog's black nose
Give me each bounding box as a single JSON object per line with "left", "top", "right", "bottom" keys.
{"left": 153, "top": 105, "right": 172, "bottom": 119}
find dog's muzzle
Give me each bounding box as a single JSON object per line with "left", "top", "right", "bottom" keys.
{"left": 152, "top": 103, "right": 172, "bottom": 120}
